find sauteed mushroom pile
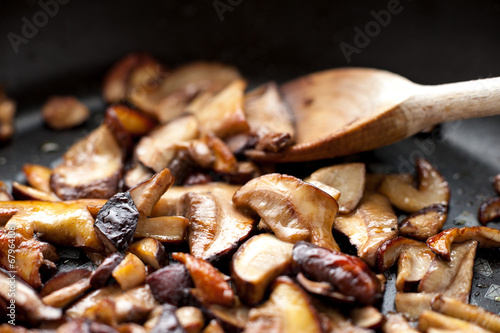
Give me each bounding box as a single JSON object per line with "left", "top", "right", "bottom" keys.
{"left": 1, "top": 53, "right": 500, "bottom": 333}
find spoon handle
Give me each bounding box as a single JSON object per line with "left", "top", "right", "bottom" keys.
{"left": 401, "top": 77, "right": 500, "bottom": 136}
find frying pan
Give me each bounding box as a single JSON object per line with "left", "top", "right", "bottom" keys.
{"left": 1, "top": 0, "right": 500, "bottom": 315}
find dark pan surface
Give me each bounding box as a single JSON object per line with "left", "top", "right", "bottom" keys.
{"left": 1, "top": 0, "right": 500, "bottom": 314}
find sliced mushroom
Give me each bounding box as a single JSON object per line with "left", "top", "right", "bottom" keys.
{"left": 0, "top": 230, "right": 58, "bottom": 289}
{"left": 0, "top": 268, "right": 62, "bottom": 325}
{"left": 202, "top": 320, "right": 225, "bottom": 333}
{"left": 231, "top": 233, "right": 294, "bottom": 306}
{"left": 418, "top": 310, "right": 492, "bottom": 333}
{"left": 41, "top": 269, "right": 91, "bottom": 297}
{"left": 114, "top": 285, "right": 158, "bottom": 323}
{"left": 315, "top": 302, "right": 372, "bottom": 333}
{"left": 292, "top": 242, "right": 382, "bottom": 305}
{"left": 11, "top": 181, "right": 61, "bottom": 201}
{"left": 306, "top": 163, "right": 366, "bottom": 214}
{"left": 42, "top": 96, "right": 90, "bottom": 130}
{"left": 90, "top": 252, "right": 124, "bottom": 289}
{"left": 112, "top": 253, "right": 147, "bottom": 290}
{"left": 206, "top": 298, "right": 249, "bottom": 332}
{"left": 245, "top": 276, "right": 322, "bottom": 333}
{"left": 376, "top": 237, "right": 435, "bottom": 292}
{"left": 146, "top": 263, "right": 192, "bottom": 307}
{"left": 400, "top": 204, "right": 448, "bottom": 241}
{"left": 2, "top": 201, "right": 102, "bottom": 250}
{"left": 296, "top": 272, "right": 355, "bottom": 303}
{"left": 66, "top": 285, "right": 122, "bottom": 319}
{"left": 149, "top": 303, "right": 185, "bottom": 333}
{"left": 106, "top": 104, "right": 156, "bottom": 138}
{"left": 203, "top": 133, "right": 237, "bottom": 174}
{"left": 233, "top": 173, "right": 340, "bottom": 251}
{"left": 243, "top": 82, "right": 295, "bottom": 153}
{"left": 334, "top": 191, "right": 398, "bottom": 267}
{"left": 478, "top": 198, "right": 500, "bottom": 225}
{"left": 418, "top": 240, "right": 477, "bottom": 303}
{"left": 172, "top": 252, "right": 234, "bottom": 307}
{"left": 427, "top": 226, "right": 500, "bottom": 261}
{"left": 129, "top": 237, "right": 167, "bottom": 270}
{"left": 124, "top": 161, "right": 154, "bottom": 189}
{"left": 431, "top": 294, "right": 500, "bottom": 332}
{"left": 22, "top": 163, "right": 52, "bottom": 193}
{"left": 0, "top": 89, "right": 15, "bottom": 142}
{"left": 193, "top": 79, "right": 249, "bottom": 139}
{"left": 350, "top": 306, "right": 383, "bottom": 330}
{"left": 42, "top": 276, "right": 91, "bottom": 308}
{"left": 378, "top": 159, "right": 450, "bottom": 213}
{"left": 135, "top": 216, "right": 189, "bottom": 243}
{"left": 0, "top": 181, "right": 12, "bottom": 201}
{"left": 175, "top": 306, "right": 205, "bottom": 333}
{"left": 305, "top": 180, "right": 341, "bottom": 200}
{"left": 129, "top": 168, "right": 174, "bottom": 219}
{"left": 136, "top": 115, "right": 200, "bottom": 172}
{"left": 383, "top": 313, "right": 420, "bottom": 333}
{"left": 50, "top": 124, "right": 124, "bottom": 200}
{"left": 395, "top": 292, "right": 435, "bottom": 321}
{"left": 56, "top": 319, "right": 119, "bottom": 333}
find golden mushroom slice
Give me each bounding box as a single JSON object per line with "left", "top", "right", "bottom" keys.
{"left": 233, "top": 173, "right": 340, "bottom": 251}
{"left": 383, "top": 313, "right": 420, "bottom": 333}
{"left": 0, "top": 181, "right": 13, "bottom": 201}
{"left": 378, "top": 158, "right": 450, "bottom": 213}
{"left": 427, "top": 226, "right": 500, "bottom": 260}
{"left": 395, "top": 292, "right": 435, "bottom": 321}
{"left": 399, "top": 204, "right": 448, "bottom": 241}
{"left": 50, "top": 124, "right": 124, "bottom": 200}
{"left": 334, "top": 191, "right": 398, "bottom": 267}
{"left": 418, "top": 310, "right": 492, "bottom": 333}
{"left": 22, "top": 163, "right": 53, "bottom": 193}
{"left": 306, "top": 163, "right": 366, "bottom": 214}
{"left": 231, "top": 233, "right": 294, "bottom": 306}
{"left": 245, "top": 276, "right": 322, "bottom": 333}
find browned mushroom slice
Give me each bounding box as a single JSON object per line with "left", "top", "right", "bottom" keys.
{"left": 418, "top": 310, "right": 492, "bottom": 333}
{"left": 11, "top": 181, "right": 60, "bottom": 201}
{"left": 172, "top": 252, "right": 234, "bottom": 307}
{"left": 2, "top": 201, "right": 103, "bottom": 250}
{"left": 395, "top": 292, "right": 435, "bottom": 321}
{"left": 431, "top": 294, "right": 500, "bottom": 332}
{"left": 0, "top": 181, "right": 13, "bottom": 201}
{"left": 244, "top": 82, "right": 295, "bottom": 153}
{"left": 0, "top": 230, "right": 58, "bottom": 289}
{"left": 478, "top": 198, "right": 500, "bottom": 225}
{"left": 42, "top": 276, "right": 91, "bottom": 308}
{"left": 41, "top": 269, "right": 91, "bottom": 297}
{"left": 193, "top": 80, "right": 249, "bottom": 139}
{"left": 315, "top": 302, "right": 372, "bottom": 333}
{"left": 383, "top": 313, "right": 420, "bottom": 333}
{"left": 334, "top": 192, "right": 398, "bottom": 267}
{"left": 378, "top": 159, "right": 450, "bottom": 213}
{"left": 135, "top": 216, "right": 189, "bottom": 243}
{"left": 231, "top": 233, "right": 294, "bottom": 306}
{"left": 136, "top": 115, "right": 200, "bottom": 172}
{"left": 427, "top": 226, "right": 500, "bottom": 261}
{"left": 306, "top": 180, "right": 341, "bottom": 200}
{"left": 90, "top": 253, "right": 124, "bottom": 289}
{"left": 50, "top": 124, "right": 124, "bottom": 200}
{"left": 206, "top": 298, "right": 249, "bottom": 331}
{"left": 400, "top": 204, "right": 448, "bottom": 241}
{"left": 0, "top": 89, "right": 15, "bottom": 142}
{"left": 175, "top": 306, "right": 205, "bottom": 333}
{"left": 129, "top": 237, "right": 168, "bottom": 270}
{"left": 129, "top": 168, "right": 174, "bottom": 218}
{"left": 307, "top": 163, "right": 366, "bottom": 214}
{"left": 202, "top": 320, "right": 225, "bottom": 333}
{"left": 377, "top": 237, "right": 435, "bottom": 291}
{"left": 350, "top": 306, "right": 383, "bottom": 330}
{"left": 296, "top": 273, "right": 354, "bottom": 303}
{"left": 233, "top": 174, "right": 340, "bottom": 251}
{"left": 203, "top": 133, "right": 237, "bottom": 174}
{"left": 0, "top": 268, "right": 62, "bottom": 325}
{"left": 22, "top": 163, "right": 52, "bottom": 193}
{"left": 146, "top": 264, "right": 192, "bottom": 306}
{"left": 124, "top": 162, "right": 154, "bottom": 189}
{"left": 418, "top": 240, "right": 477, "bottom": 303}
{"left": 107, "top": 104, "right": 156, "bottom": 138}
{"left": 112, "top": 253, "right": 147, "bottom": 290}
{"left": 42, "top": 96, "right": 90, "bottom": 130}
{"left": 245, "top": 276, "right": 322, "bottom": 333}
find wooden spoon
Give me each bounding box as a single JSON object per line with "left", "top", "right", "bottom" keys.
{"left": 246, "top": 68, "right": 500, "bottom": 162}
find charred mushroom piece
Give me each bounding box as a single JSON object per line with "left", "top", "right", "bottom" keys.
{"left": 12, "top": 181, "right": 60, "bottom": 201}
{"left": 418, "top": 240, "right": 477, "bottom": 303}
{"left": 378, "top": 159, "right": 450, "bottom": 213}
{"left": 400, "top": 204, "right": 448, "bottom": 241}
{"left": 42, "top": 96, "right": 90, "bottom": 130}
{"left": 0, "top": 268, "right": 62, "bottom": 325}
{"left": 193, "top": 79, "right": 249, "bottom": 139}
{"left": 243, "top": 82, "right": 295, "bottom": 153}
{"left": 90, "top": 252, "right": 125, "bottom": 289}
{"left": 395, "top": 292, "right": 435, "bottom": 321}
{"left": 431, "top": 294, "right": 500, "bottom": 332}
{"left": 172, "top": 252, "right": 234, "bottom": 307}
{"left": 2, "top": 201, "right": 103, "bottom": 250}
{"left": 42, "top": 276, "right": 91, "bottom": 308}
{"left": 175, "top": 307, "right": 205, "bottom": 333}
{"left": 376, "top": 237, "right": 435, "bottom": 292}
{"left": 94, "top": 192, "right": 139, "bottom": 253}
{"left": 245, "top": 276, "right": 322, "bottom": 333}
{"left": 383, "top": 313, "right": 420, "bottom": 333}
{"left": 50, "top": 124, "right": 124, "bottom": 200}
{"left": 0, "top": 181, "right": 12, "bottom": 201}
{"left": 146, "top": 264, "right": 192, "bottom": 306}
{"left": 129, "top": 237, "right": 168, "bottom": 270}
{"left": 292, "top": 242, "right": 382, "bottom": 305}
{"left": 233, "top": 173, "right": 340, "bottom": 251}
{"left": 112, "top": 253, "right": 147, "bottom": 290}
{"left": 306, "top": 163, "right": 366, "bottom": 214}
{"left": 41, "top": 269, "right": 91, "bottom": 297}
{"left": 23, "top": 163, "right": 52, "bottom": 193}
{"left": 478, "top": 198, "right": 500, "bottom": 225}
{"left": 334, "top": 192, "right": 398, "bottom": 267}
{"left": 231, "top": 233, "right": 294, "bottom": 306}
{"left": 136, "top": 115, "right": 200, "bottom": 172}
{"left": 0, "top": 230, "right": 59, "bottom": 289}
{"left": 427, "top": 226, "right": 500, "bottom": 261}
{"left": 0, "top": 89, "right": 16, "bottom": 142}
{"left": 418, "top": 310, "right": 492, "bottom": 333}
